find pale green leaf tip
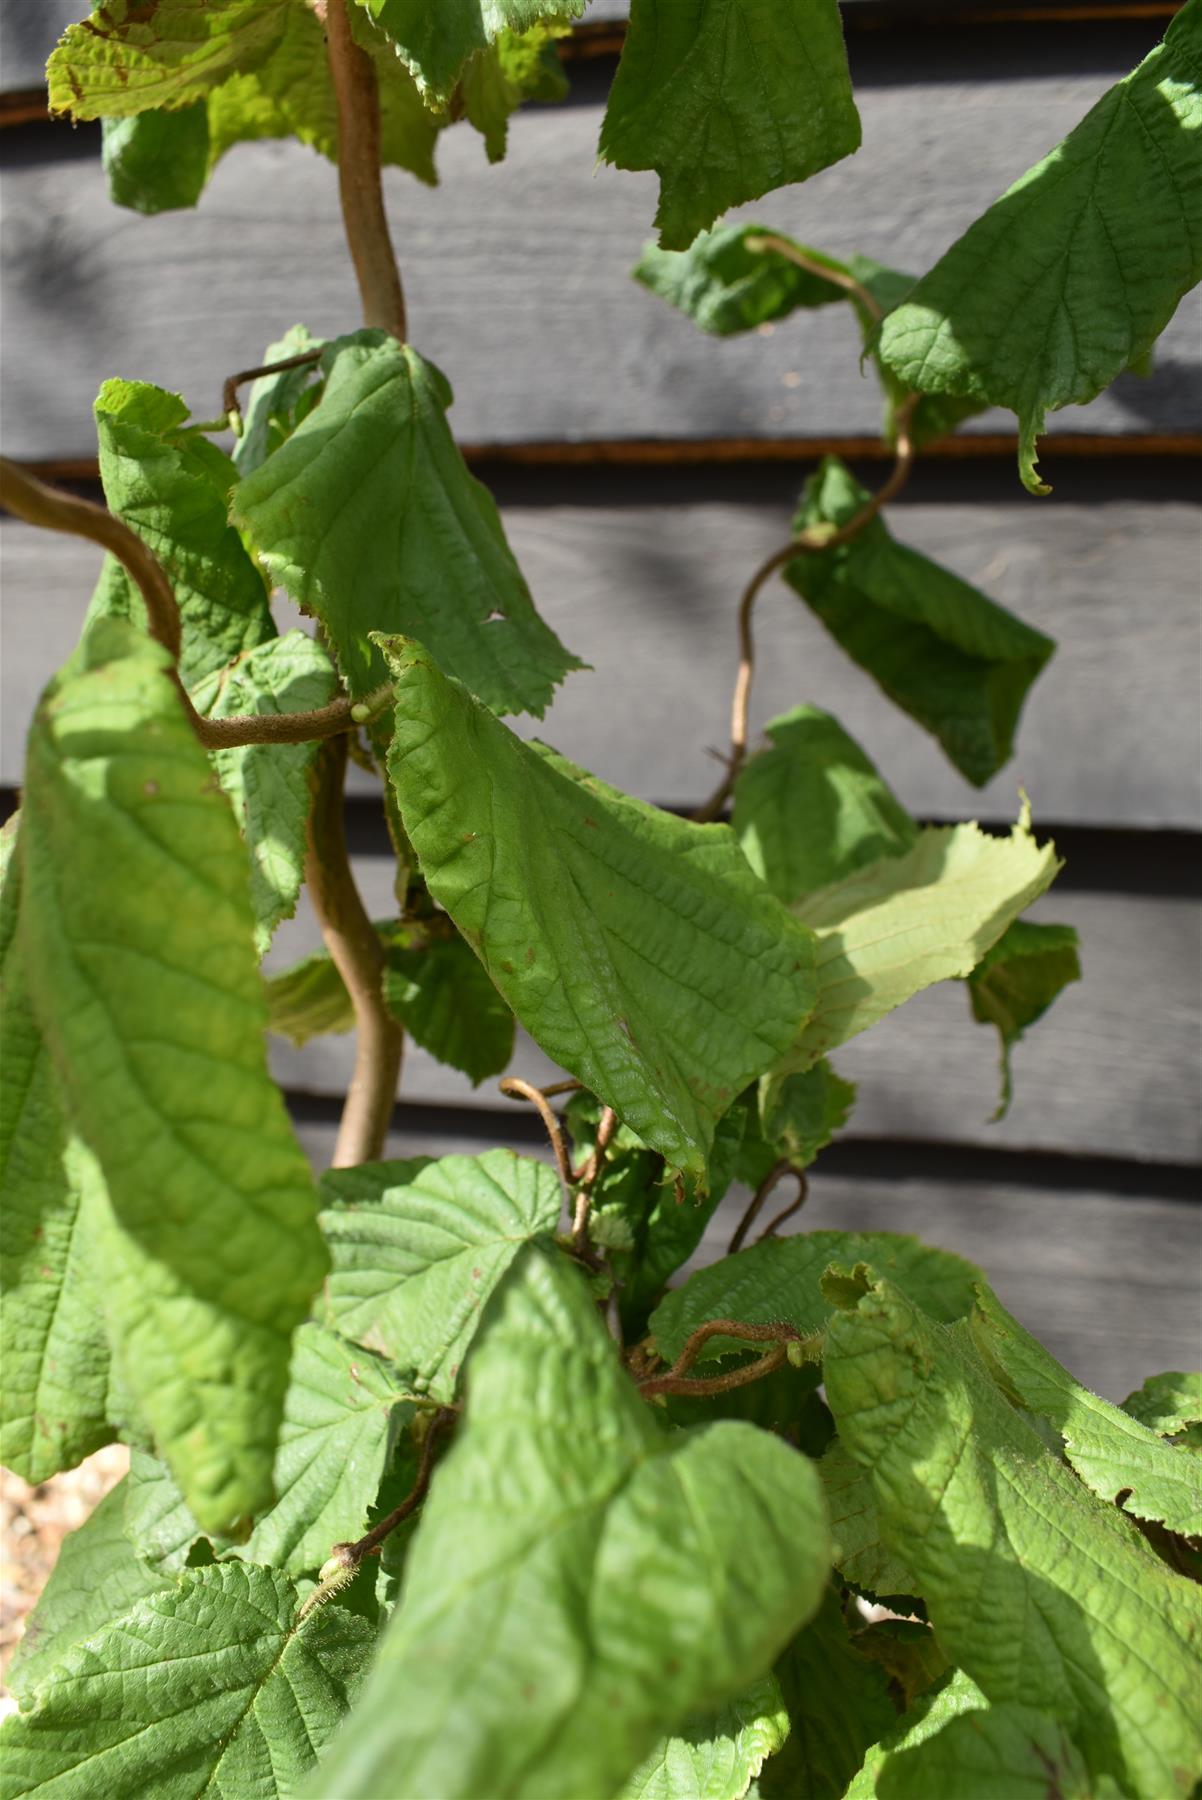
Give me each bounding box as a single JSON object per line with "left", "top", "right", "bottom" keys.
{"left": 821, "top": 1261, "right": 874, "bottom": 1310}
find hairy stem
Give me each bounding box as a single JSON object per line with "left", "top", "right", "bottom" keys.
{"left": 326, "top": 0, "right": 407, "bottom": 339}
{"left": 344, "top": 1408, "right": 453, "bottom": 1562}
{"left": 307, "top": 734, "right": 404, "bottom": 1166}
{"left": 693, "top": 394, "right": 917, "bottom": 822}
{"left": 728, "top": 1158, "right": 794, "bottom": 1255}
{"left": 744, "top": 233, "right": 885, "bottom": 324}
{"left": 223, "top": 348, "right": 324, "bottom": 424}
{"left": 637, "top": 1319, "right": 809, "bottom": 1401}
{"left": 500, "top": 1077, "right": 575, "bottom": 1208}
{"left": 571, "top": 1105, "right": 618, "bottom": 1251}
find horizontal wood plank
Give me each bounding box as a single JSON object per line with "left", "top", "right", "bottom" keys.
{"left": 291, "top": 1108, "right": 1200, "bottom": 1400}
{"left": 4, "top": 50, "right": 1199, "bottom": 459}
{"left": 5, "top": 496, "right": 1198, "bottom": 827}
{"left": 270, "top": 883, "right": 1202, "bottom": 1166}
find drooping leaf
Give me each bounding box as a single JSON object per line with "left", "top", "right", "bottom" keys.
{"left": 20, "top": 620, "right": 327, "bottom": 1533}
{"left": 0, "top": 821, "right": 114, "bottom": 1482}
{"left": 758, "top": 1587, "right": 896, "bottom": 1800}
{"left": 970, "top": 1283, "right": 1202, "bottom": 1538}
{"left": 47, "top": 0, "right": 291, "bottom": 119}
{"left": 876, "top": 1702, "right": 1100, "bottom": 1800}
{"left": 6, "top": 1481, "right": 173, "bottom": 1705}
{"left": 619, "top": 1673, "right": 789, "bottom": 1800}
{"left": 383, "top": 928, "right": 516, "bottom": 1084}
{"left": 784, "top": 813, "right": 1061, "bottom": 1073}
{"left": 734, "top": 706, "right": 918, "bottom": 906}
{"left": 357, "top": 0, "right": 584, "bottom": 106}
{"left": 817, "top": 1438, "right": 919, "bottom": 1603}
{"left": 649, "top": 1229, "right": 982, "bottom": 1365}
{"left": 311, "top": 1244, "right": 832, "bottom": 1799}
{"left": 968, "top": 920, "right": 1081, "bottom": 1118}
{"left": 824, "top": 1272, "right": 1202, "bottom": 1799}
{"left": 191, "top": 631, "right": 339, "bottom": 953}
{"left": 101, "top": 105, "right": 211, "bottom": 213}
{"left": 844, "top": 1669, "right": 989, "bottom": 1799}
{"left": 598, "top": 0, "right": 861, "bottom": 250}
{"left": 233, "top": 333, "right": 580, "bottom": 711}
{"left": 736, "top": 1060, "right": 858, "bottom": 1190}
{"left": 786, "top": 459, "right": 1054, "bottom": 785}
{"left": 877, "top": 3, "right": 1202, "bottom": 492}
{"left": 0, "top": 1564, "right": 375, "bottom": 1797}
{"left": 91, "top": 378, "right": 275, "bottom": 688}
{"left": 318, "top": 1150, "right": 561, "bottom": 1400}
{"left": 459, "top": 23, "right": 572, "bottom": 163}
{"left": 1121, "top": 1372, "right": 1202, "bottom": 1439}
{"left": 232, "top": 325, "right": 325, "bottom": 477}
{"left": 378, "top": 636, "right": 818, "bottom": 1181}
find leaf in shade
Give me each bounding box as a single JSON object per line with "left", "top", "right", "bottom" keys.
{"left": 459, "top": 23, "right": 572, "bottom": 163}
{"left": 233, "top": 334, "right": 580, "bottom": 711}
{"left": 318, "top": 1150, "right": 561, "bottom": 1401}
{"left": 736, "top": 1060, "right": 857, "bottom": 1191}
{"left": 383, "top": 929, "right": 516, "bottom": 1085}
{"left": 734, "top": 706, "right": 918, "bottom": 906}
{"left": 101, "top": 105, "right": 211, "bottom": 214}
{"left": 20, "top": 620, "right": 326, "bottom": 1533}
{"left": 598, "top": 0, "right": 860, "bottom": 250}
{"left": 818, "top": 1438, "right": 920, "bottom": 1604}
{"left": 619, "top": 1673, "right": 789, "bottom": 1800}
{"left": 310, "top": 1245, "right": 832, "bottom": 1799}
{"left": 377, "top": 636, "right": 817, "bottom": 1182}
{"left": 967, "top": 919, "right": 1081, "bottom": 1118}
{"left": 843, "top": 1669, "right": 988, "bottom": 1798}
{"left": 232, "top": 325, "right": 325, "bottom": 478}
{"left": 91, "top": 378, "right": 275, "bottom": 688}
{"left": 970, "top": 1283, "right": 1202, "bottom": 1538}
{"left": 650, "top": 1229, "right": 982, "bottom": 1366}
{"left": 824, "top": 1271, "right": 1202, "bottom": 1799}
{"left": 0, "top": 1565, "right": 375, "bottom": 1797}
{"left": 758, "top": 1586, "right": 895, "bottom": 1800}
{"left": 876, "top": 1703, "right": 1102, "bottom": 1800}
{"left": 785, "top": 813, "right": 1060, "bottom": 1072}
{"left": 191, "top": 631, "right": 339, "bottom": 953}
{"left": 6, "top": 1482, "right": 173, "bottom": 1704}
{"left": 356, "top": 0, "right": 584, "bottom": 105}
{"left": 786, "top": 459, "right": 1054, "bottom": 786}
{"left": 876, "top": 3, "right": 1202, "bottom": 492}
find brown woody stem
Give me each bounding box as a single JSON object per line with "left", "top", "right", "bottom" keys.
{"left": 728, "top": 1158, "right": 794, "bottom": 1255}
{"left": 500, "top": 1077, "right": 575, "bottom": 1208}
{"left": 307, "top": 735, "right": 404, "bottom": 1166}
{"left": 744, "top": 233, "right": 885, "bottom": 324}
{"left": 326, "top": 0, "right": 407, "bottom": 339}
{"left": 342, "top": 1409, "right": 453, "bottom": 1563}
{"left": 571, "top": 1105, "right": 618, "bottom": 1251}
{"left": 222, "top": 348, "right": 324, "bottom": 423}
{"left": 637, "top": 1318, "right": 806, "bottom": 1401}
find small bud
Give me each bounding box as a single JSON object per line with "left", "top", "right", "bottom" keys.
{"left": 350, "top": 702, "right": 370, "bottom": 723}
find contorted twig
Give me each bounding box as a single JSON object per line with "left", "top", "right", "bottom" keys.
{"left": 500, "top": 1077, "right": 576, "bottom": 1207}
{"left": 222, "top": 347, "right": 324, "bottom": 430}
{"left": 572, "top": 1105, "right": 618, "bottom": 1251}
{"left": 743, "top": 233, "right": 885, "bottom": 324}
{"left": 637, "top": 1318, "right": 814, "bottom": 1401}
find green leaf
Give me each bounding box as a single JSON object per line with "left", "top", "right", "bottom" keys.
{"left": 1121, "top": 1372, "right": 1202, "bottom": 1438}
{"left": 853, "top": 1620, "right": 948, "bottom": 1712}
{"left": 758, "top": 1587, "right": 896, "bottom": 1800}
{"left": 232, "top": 325, "right": 324, "bottom": 478}
{"left": 633, "top": 223, "right": 868, "bottom": 336}
{"left": 378, "top": 637, "right": 818, "bottom": 1181}
{"left": 459, "top": 23, "right": 572, "bottom": 163}
{"left": 824, "top": 1272, "right": 1202, "bottom": 1799}
{"left": 733, "top": 706, "right": 918, "bottom": 906}
{"left": 650, "top": 1229, "right": 983, "bottom": 1365}
{"left": 619, "top": 1673, "right": 789, "bottom": 1800}
{"left": 20, "top": 620, "right": 326, "bottom": 1533}
{"left": 265, "top": 941, "right": 357, "bottom": 1045}
{"left": 786, "top": 459, "right": 1055, "bottom": 785}
{"left": 970, "top": 1283, "right": 1202, "bottom": 1538}
{"left": 92, "top": 378, "right": 275, "bottom": 688}
{"left": 0, "top": 1564, "right": 375, "bottom": 1797}
{"left": 191, "top": 631, "right": 339, "bottom": 953}
{"left": 47, "top": 0, "right": 290, "bottom": 119}
{"left": 598, "top": 0, "right": 861, "bottom": 250}
{"left": 318, "top": 1150, "right": 561, "bottom": 1400}
{"left": 6, "top": 1481, "right": 173, "bottom": 1704}
{"left": 736, "top": 1060, "right": 858, "bottom": 1191}
{"left": 876, "top": 1703, "right": 1099, "bottom": 1800}
{"left": 359, "top": 1, "right": 583, "bottom": 105}
{"left": 817, "top": 1438, "right": 919, "bottom": 1603}
{"left": 311, "top": 1244, "right": 832, "bottom": 1799}
{"left": 123, "top": 1447, "right": 228, "bottom": 1575}
{"left": 101, "top": 105, "right": 211, "bottom": 214}
{"left": 0, "top": 822, "right": 114, "bottom": 1482}
{"left": 876, "top": 3, "right": 1202, "bottom": 493}
{"left": 383, "top": 928, "right": 516, "bottom": 1085}
{"left": 785, "top": 812, "right": 1061, "bottom": 1072}
{"left": 844, "top": 1669, "right": 989, "bottom": 1799}
{"left": 233, "top": 333, "right": 580, "bottom": 711}
{"left": 968, "top": 919, "right": 1082, "bottom": 1119}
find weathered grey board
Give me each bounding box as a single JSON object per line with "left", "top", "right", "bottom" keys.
{"left": 291, "top": 1113, "right": 1202, "bottom": 1399}
{"left": 4, "top": 498, "right": 1199, "bottom": 826}
{"left": 268, "top": 881, "right": 1202, "bottom": 1165}
{"left": 5, "top": 58, "right": 1199, "bottom": 459}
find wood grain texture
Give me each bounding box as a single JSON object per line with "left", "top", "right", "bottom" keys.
{"left": 267, "top": 874, "right": 1201, "bottom": 1165}
{"left": 291, "top": 1110, "right": 1200, "bottom": 1401}
{"left": 5, "top": 497, "right": 1198, "bottom": 826}
{"left": 4, "top": 53, "right": 1199, "bottom": 459}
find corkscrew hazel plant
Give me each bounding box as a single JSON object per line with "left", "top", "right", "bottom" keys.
{"left": 1, "top": 1, "right": 1200, "bottom": 1796}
